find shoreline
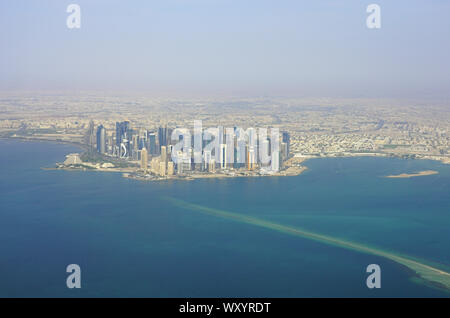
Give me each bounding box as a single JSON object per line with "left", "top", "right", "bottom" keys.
{"left": 0, "top": 136, "right": 87, "bottom": 151}
{"left": 3, "top": 135, "right": 449, "bottom": 163}
{"left": 1, "top": 137, "right": 447, "bottom": 181}
{"left": 122, "top": 165, "right": 309, "bottom": 182}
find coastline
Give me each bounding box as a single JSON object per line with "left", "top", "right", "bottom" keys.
{"left": 1, "top": 136, "right": 447, "bottom": 181}
{"left": 122, "top": 165, "right": 309, "bottom": 182}
{"left": 0, "top": 136, "right": 86, "bottom": 152}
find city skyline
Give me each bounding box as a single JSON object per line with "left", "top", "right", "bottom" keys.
{"left": 77, "top": 120, "right": 289, "bottom": 179}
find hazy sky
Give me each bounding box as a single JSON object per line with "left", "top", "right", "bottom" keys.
{"left": 1, "top": 0, "right": 449, "bottom": 98}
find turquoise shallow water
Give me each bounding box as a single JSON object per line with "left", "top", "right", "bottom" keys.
{"left": 0, "top": 139, "right": 449, "bottom": 297}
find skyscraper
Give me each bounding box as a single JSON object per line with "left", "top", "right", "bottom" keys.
{"left": 281, "top": 142, "right": 288, "bottom": 161}
{"left": 132, "top": 134, "right": 139, "bottom": 160}
{"left": 203, "top": 150, "right": 212, "bottom": 171}
{"left": 161, "top": 146, "right": 167, "bottom": 164}
{"left": 139, "top": 129, "right": 147, "bottom": 149}
{"left": 282, "top": 131, "right": 290, "bottom": 157}
{"left": 260, "top": 138, "right": 270, "bottom": 167}
{"left": 166, "top": 127, "right": 173, "bottom": 147}
{"left": 148, "top": 132, "right": 157, "bottom": 155}
{"left": 247, "top": 147, "right": 256, "bottom": 170}
{"left": 236, "top": 138, "right": 246, "bottom": 168}
{"left": 151, "top": 157, "right": 160, "bottom": 174}
{"left": 115, "top": 121, "right": 130, "bottom": 146}
{"left": 271, "top": 151, "right": 279, "bottom": 172}
{"left": 140, "top": 147, "right": 148, "bottom": 172}
{"left": 167, "top": 161, "right": 174, "bottom": 176}
{"left": 158, "top": 126, "right": 167, "bottom": 148}
{"left": 219, "top": 144, "right": 227, "bottom": 169}
{"left": 96, "top": 125, "right": 106, "bottom": 154}
{"left": 116, "top": 121, "right": 130, "bottom": 158}
{"left": 159, "top": 161, "right": 166, "bottom": 176}
{"left": 107, "top": 134, "right": 114, "bottom": 154}
{"left": 209, "top": 159, "right": 216, "bottom": 173}
{"left": 85, "top": 120, "right": 96, "bottom": 151}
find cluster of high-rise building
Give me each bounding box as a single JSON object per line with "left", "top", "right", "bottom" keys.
{"left": 91, "top": 121, "right": 164, "bottom": 159}
{"left": 89, "top": 121, "right": 291, "bottom": 176}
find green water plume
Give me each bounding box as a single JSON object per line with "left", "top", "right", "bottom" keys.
{"left": 166, "top": 197, "right": 450, "bottom": 292}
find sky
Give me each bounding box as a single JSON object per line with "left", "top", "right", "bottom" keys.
{"left": 0, "top": 0, "right": 449, "bottom": 98}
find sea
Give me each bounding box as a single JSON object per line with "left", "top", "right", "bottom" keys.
{"left": 0, "top": 138, "right": 449, "bottom": 297}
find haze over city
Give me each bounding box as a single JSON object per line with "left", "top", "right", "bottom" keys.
{"left": 1, "top": 0, "right": 450, "bottom": 99}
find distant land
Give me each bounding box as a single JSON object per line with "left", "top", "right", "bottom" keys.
{"left": 385, "top": 170, "right": 439, "bottom": 178}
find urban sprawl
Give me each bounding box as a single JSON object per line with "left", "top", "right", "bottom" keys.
{"left": 1, "top": 94, "right": 449, "bottom": 180}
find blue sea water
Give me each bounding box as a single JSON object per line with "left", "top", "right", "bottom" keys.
{"left": 0, "top": 139, "right": 449, "bottom": 297}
